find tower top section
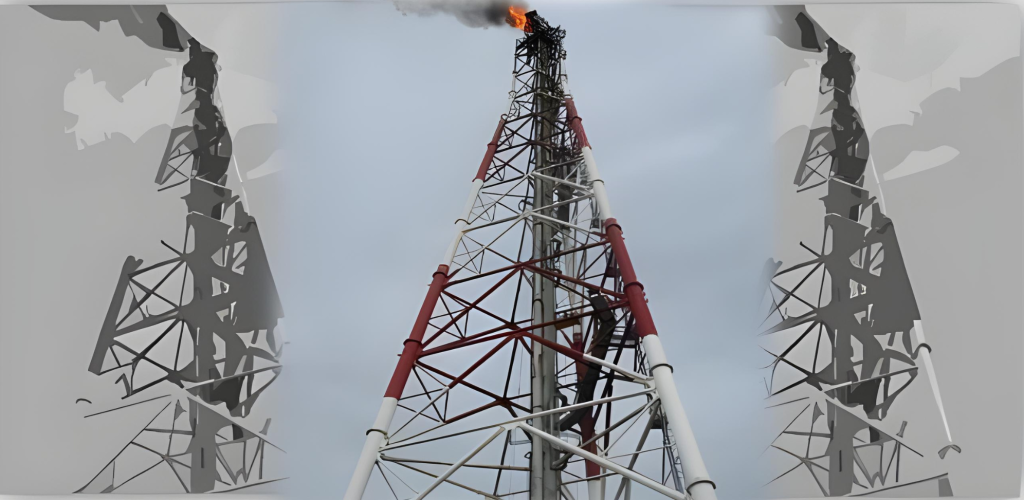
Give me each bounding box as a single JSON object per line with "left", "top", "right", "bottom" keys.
{"left": 506, "top": 8, "right": 566, "bottom": 53}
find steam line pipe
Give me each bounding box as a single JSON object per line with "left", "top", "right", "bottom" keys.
{"left": 566, "top": 96, "right": 718, "bottom": 500}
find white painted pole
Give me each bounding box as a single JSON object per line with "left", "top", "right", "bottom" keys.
{"left": 346, "top": 70, "right": 517, "bottom": 500}
{"left": 443, "top": 178, "right": 485, "bottom": 267}
{"left": 346, "top": 174, "right": 485, "bottom": 499}
{"left": 577, "top": 125, "right": 717, "bottom": 500}
{"left": 346, "top": 174, "right": 480, "bottom": 499}
{"left": 580, "top": 146, "right": 613, "bottom": 223}
{"left": 912, "top": 320, "right": 954, "bottom": 444}
{"left": 588, "top": 477, "right": 604, "bottom": 500}
{"left": 643, "top": 335, "right": 717, "bottom": 500}
{"left": 344, "top": 397, "right": 399, "bottom": 500}
{"left": 573, "top": 105, "right": 611, "bottom": 500}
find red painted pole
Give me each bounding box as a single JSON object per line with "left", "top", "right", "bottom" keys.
{"left": 384, "top": 264, "right": 450, "bottom": 399}
{"left": 475, "top": 118, "right": 506, "bottom": 181}
{"left": 604, "top": 218, "right": 658, "bottom": 337}
{"left": 386, "top": 114, "right": 504, "bottom": 400}
{"left": 564, "top": 97, "right": 590, "bottom": 148}
{"left": 581, "top": 413, "right": 601, "bottom": 477}
{"left": 568, "top": 96, "right": 655, "bottom": 336}
{"left": 569, "top": 95, "right": 656, "bottom": 338}
{"left": 573, "top": 337, "right": 602, "bottom": 478}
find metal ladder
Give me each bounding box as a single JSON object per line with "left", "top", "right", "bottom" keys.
{"left": 662, "top": 417, "right": 687, "bottom": 495}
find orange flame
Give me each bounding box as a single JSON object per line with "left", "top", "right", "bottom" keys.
{"left": 506, "top": 5, "right": 528, "bottom": 31}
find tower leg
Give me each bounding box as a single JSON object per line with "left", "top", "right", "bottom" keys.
{"left": 587, "top": 477, "right": 604, "bottom": 500}
{"left": 344, "top": 265, "right": 448, "bottom": 500}
{"left": 343, "top": 398, "right": 397, "bottom": 500}
{"left": 643, "top": 335, "right": 717, "bottom": 500}
{"left": 572, "top": 97, "right": 717, "bottom": 499}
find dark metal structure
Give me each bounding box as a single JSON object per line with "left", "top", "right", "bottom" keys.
{"left": 75, "top": 10, "right": 285, "bottom": 494}
{"left": 760, "top": 7, "right": 959, "bottom": 497}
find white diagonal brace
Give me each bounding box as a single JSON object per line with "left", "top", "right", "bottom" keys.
{"left": 413, "top": 426, "right": 506, "bottom": 500}
{"left": 513, "top": 422, "right": 687, "bottom": 500}
{"left": 531, "top": 171, "right": 592, "bottom": 192}
{"left": 390, "top": 386, "right": 451, "bottom": 440}
{"left": 383, "top": 388, "right": 654, "bottom": 451}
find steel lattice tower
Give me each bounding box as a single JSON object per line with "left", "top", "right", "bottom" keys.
{"left": 345, "top": 11, "right": 717, "bottom": 500}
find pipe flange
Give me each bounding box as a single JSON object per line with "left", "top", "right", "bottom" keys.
{"left": 687, "top": 478, "right": 717, "bottom": 492}
{"left": 650, "top": 362, "right": 674, "bottom": 373}
{"left": 623, "top": 281, "right": 645, "bottom": 291}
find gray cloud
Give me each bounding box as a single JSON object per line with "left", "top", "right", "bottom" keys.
{"left": 32, "top": 5, "right": 191, "bottom": 52}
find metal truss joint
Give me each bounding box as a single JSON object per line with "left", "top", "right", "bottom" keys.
{"left": 603, "top": 218, "right": 622, "bottom": 232}
{"left": 623, "top": 280, "right": 645, "bottom": 292}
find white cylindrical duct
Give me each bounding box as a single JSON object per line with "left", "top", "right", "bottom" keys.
{"left": 581, "top": 146, "right": 613, "bottom": 223}
{"left": 442, "top": 178, "right": 485, "bottom": 267}
{"left": 912, "top": 319, "right": 953, "bottom": 443}
{"left": 579, "top": 139, "right": 715, "bottom": 499}
{"left": 578, "top": 141, "right": 715, "bottom": 499}
{"left": 642, "top": 335, "right": 718, "bottom": 500}
{"left": 588, "top": 478, "right": 604, "bottom": 500}
{"left": 343, "top": 397, "right": 399, "bottom": 500}
{"left": 347, "top": 175, "right": 485, "bottom": 500}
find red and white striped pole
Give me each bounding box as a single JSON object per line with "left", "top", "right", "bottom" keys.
{"left": 342, "top": 116, "right": 505, "bottom": 500}
{"left": 567, "top": 96, "right": 718, "bottom": 500}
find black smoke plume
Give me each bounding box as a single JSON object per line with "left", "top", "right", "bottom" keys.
{"left": 393, "top": 0, "right": 527, "bottom": 29}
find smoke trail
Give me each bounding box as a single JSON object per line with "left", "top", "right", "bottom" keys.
{"left": 32, "top": 5, "right": 191, "bottom": 52}
{"left": 768, "top": 5, "right": 827, "bottom": 53}
{"left": 393, "top": 0, "right": 527, "bottom": 28}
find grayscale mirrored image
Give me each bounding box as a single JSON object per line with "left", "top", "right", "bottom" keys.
{"left": 1, "top": 4, "right": 287, "bottom": 494}
{"left": 761, "top": 3, "right": 1021, "bottom": 498}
